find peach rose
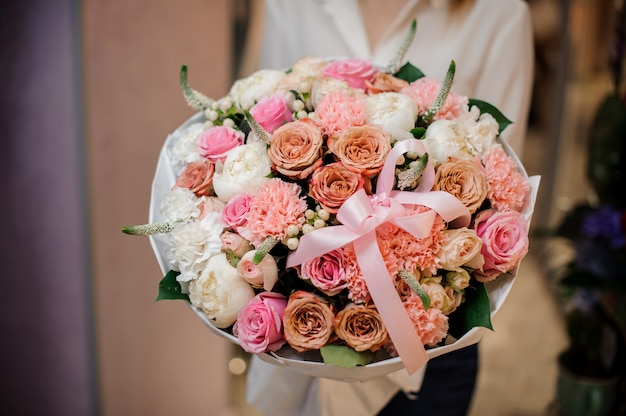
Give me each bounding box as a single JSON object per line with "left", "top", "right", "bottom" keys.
{"left": 268, "top": 119, "right": 324, "bottom": 180}
{"left": 434, "top": 158, "right": 488, "bottom": 214}
{"left": 237, "top": 249, "right": 279, "bottom": 291}
{"left": 365, "top": 72, "right": 409, "bottom": 94}
{"left": 472, "top": 209, "right": 529, "bottom": 282}
{"left": 328, "top": 125, "right": 392, "bottom": 177}
{"left": 282, "top": 291, "right": 335, "bottom": 352}
{"left": 437, "top": 228, "right": 484, "bottom": 271}
{"left": 174, "top": 159, "right": 214, "bottom": 197}
{"left": 308, "top": 162, "right": 364, "bottom": 214}
{"left": 334, "top": 303, "right": 389, "bottom": 352}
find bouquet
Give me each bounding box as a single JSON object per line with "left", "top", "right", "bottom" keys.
{"left": 125, "top": 21, "right": 539, "bottom": 381}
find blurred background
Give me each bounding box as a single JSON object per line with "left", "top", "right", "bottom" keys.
{"left": 0, "top": 0, "right": 622, "bottom": 415}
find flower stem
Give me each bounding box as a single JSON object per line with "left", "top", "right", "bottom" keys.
{"left": 386, "top": 19, "right": 417, "bottom": 74}
{"left": 122, "top": 219, "right": 184, "bottom": 236}
{"left": 253, "top": 237, "right": 279, "bottom": 264}
{"left": 180, "top": 65, "right": 214, "bottom": 110}
{"left": 397, "top": 153, "right": 428, "bottom": 190}
{"left": 422, "top": 60, "right": 456, "bottom": 123}
{"left": 399, "top": 269, "right": 430, "bottom": 310}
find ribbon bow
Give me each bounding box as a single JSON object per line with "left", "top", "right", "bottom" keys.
{"left": 287, "top": 139, "right": 470, "bottom": 374}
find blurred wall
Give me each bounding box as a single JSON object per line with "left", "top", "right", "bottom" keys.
{"left": 81, "top": 0, "right": 235, "bottom": 415}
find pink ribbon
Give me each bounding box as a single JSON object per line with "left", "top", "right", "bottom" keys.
{"left": 286, "top": 139, "right": 470, "bottom": 374}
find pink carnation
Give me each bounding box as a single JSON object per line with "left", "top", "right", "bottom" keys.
{"left": 483, "top": 146, "right": 530, "bottom": 211}
{"left": 400, "top": 77, "right": 468, "bottom": 120}
{"left": 342, "top": 243, "right": 371, "bottom": 304}
{"left": 244, "top": 178, "right": 307, "bottom": 241}
{"left": 403, "top": 294, "right": 449, "bottom": 346}
{"left": 315, "top": 92, "right": 367, "bottom": 137}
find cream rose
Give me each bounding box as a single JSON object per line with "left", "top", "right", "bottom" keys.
{"left": 283, "top": 291, "right": 335, "bottom": 352}
{"left": 434, "top": 158, "right": 489, "bottom": 214}
{"left": 212, "top": 142, "right": 272, "bottom": 201}
{"left": 236, "top": 250, "right": 279, "bottom": 291}
{"left": 188, "top": 253, "right": 255, "bottom": 328}
{"left": 420, "top": 277, "right": 456, "bottom": 315}
{"left": 437, "top": 228, "right": 485, "bottom": 271}
{"left": 229, "top": 69, "right": 287, "bottom": 110}
{"left": 334, "top": 303, "right": 389, "bottom": 352}
{"left": 445, "top": 268, "right": 472, "bottom": 291}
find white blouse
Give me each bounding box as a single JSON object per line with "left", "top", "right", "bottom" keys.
{"left": 245, "top": 1, "right": 534, "bottom": 415}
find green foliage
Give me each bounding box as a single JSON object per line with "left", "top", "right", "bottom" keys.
{"left": 156, "top": 270, "right": 190, "bottom": 302}
{"left": 320, "top": 344, "right": 376, "bottom": 368}
{"left": 394, "top": 62, "right": 425, "bottom": 83}
{"left": 448, "top": 280, "right": 493, "bottom": 339}
{"left": 468, "top": 99, "right": 512, "bottom": 134}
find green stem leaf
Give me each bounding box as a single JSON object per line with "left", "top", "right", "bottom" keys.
{"left": 386, "top": 19, "right": 417, "bottom": 74}
{"left": 253, "top": 237, "right": 279, "bottom": 264}
{"left": 122, "top": 219, "right": 184, "bottom": 236}
{"left": 156, "top": 270, "right": 190, "bottom": 302}
{"left": 244, "top": 110, "right": 272, "bottom": 145}
{"left": 180, "top": 65, "right": 214, "bottom": 110}
{"left": 399, "top": 269, "right": 430, "bottom": 309}
{"left": 422, "top": 60, "right": 456, "bottom": 123}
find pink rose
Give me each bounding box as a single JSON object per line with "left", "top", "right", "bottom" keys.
{"left": 222, "top": 193, "right": 253, "bottom": 229}
{"left": 197, "top": 125, "right": 244, "bottom": 162}
{"left": 301, "top": 249, "right": 347, "bottom": 296}
{"left": 323, "top": 58, "right": 376, "bottom": 90}
{"left": 308, "top": 162, "right": 364, "bottom": 214}
{"left": 234, "top": 292, "right": 288, "bottom": 354}
{"left": 174, "top": 159, "right": 214, "bottom": 197}
{"left": 237, "top": 249, "right": 279, "bottom": 291}
{"left": 267, "top": 119, "right": 324, "bottom": 180}
{"left": 283, "top": 291, "right": 335, "bottom": 352}
{"left": 249, "top": 95, "right": 293, "bottom": 133}
{"left": 221, "top": 231, "right": 253, "bottom": 258}
{"left": 472, "top": 209, "right": 529, "bottom": 282}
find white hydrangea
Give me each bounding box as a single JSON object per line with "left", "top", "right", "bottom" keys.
{"left": 168, "top": 212, "right": 225, "bottom": 282}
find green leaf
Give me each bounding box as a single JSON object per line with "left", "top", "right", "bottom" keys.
{"left": 180, "top": 65, "right": 214, "bottom": 110}
{"left": 394, "top": 62, "right": 425, "bottom": 83}
{"left": 320, "top": 344, "right": 376, "bottom": 368}
{"left": 156, "top": 270, "right": 190, "bottom": 302}
{"left": 468, "top": 99, "right": 512, "bottom": 134}
{"left": 448, "top": 280, "right": 493, "bottom": 339}
{"left": 410, "top": 127, "right": 426, "bottom": 139}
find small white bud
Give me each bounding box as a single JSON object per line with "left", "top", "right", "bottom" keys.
{"left": 286, "top": 225, "right": 300, "bottom": 237}
{"left": 286, "top": 238, "right": 300, "bottom": 250}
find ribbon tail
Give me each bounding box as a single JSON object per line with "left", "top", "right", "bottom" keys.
{"left": 353, "top": 233, "right": 428, "bottom": 375}
{"left": 286, "top": 226, "right": 359, "bottom": 268}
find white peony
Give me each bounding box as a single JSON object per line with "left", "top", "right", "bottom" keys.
{"left": 188, "top": 252, "right": 255, "bottom": 328}
{"left": 229, "top": 69, "right": 287, "bottom": 110}
{"left": 212, "top": 142, "right": 272, "bottom": 201}
{"left": 365, "top": 92, "right": 418, "bottom": 140}
{"left": 168, "top": 213, "right": 224, "bottom": 282}
{"left": 422, "top": 106, "right": 500, "bottom": 164}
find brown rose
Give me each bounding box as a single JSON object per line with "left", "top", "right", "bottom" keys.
{"left": 433, "top": 157, "right": 488, "bottom": 213}
{"left": 268, "top": 119, "right": 324, "bottom": 180}
{"left": 334, "top": 303, "right": 389, "bottom": 352}
{"left": 365, "top": 72, "right": 409, "bottom": 94}
{"left": 174, "top": 159, "right": 214, "bottom": 197}
{"left": 308, "top": 162, "right": 364, "bottom": 214}
{"left": 283, "top": 290, "right": 335, "bottom": 352}
{"left": 328, "top": 125, "right": 392, "bottom": 177}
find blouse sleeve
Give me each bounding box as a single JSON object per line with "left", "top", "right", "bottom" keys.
{"left": 472, "top": 2, "right": 534, "bottom": 158}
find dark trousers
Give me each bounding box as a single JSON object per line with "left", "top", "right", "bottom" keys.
{"left": 378, "top": 343, "right": 479, "bottom": 415}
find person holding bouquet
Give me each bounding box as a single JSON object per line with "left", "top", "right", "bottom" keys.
{"left": 240, "top": 1, "right": 535, "bottom": 415}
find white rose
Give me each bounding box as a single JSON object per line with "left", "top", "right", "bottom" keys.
{"left": 169, "top": 213, "right": 224, "bottom": 282}
{"left": 212, "top": 142, "right": 272, "bottom": 201}
{"left": 168, "top": 122, "right": 204, "bottom": 173}
{"left": 309, "top": 77, "right": 360, "bottom": 108}
{"left": 188, "top": 252, "right": 256, "bottom": 328}
{"left": 160, "top": 188, "right": 201, "bottom": 223}
{"left": 229, "top": 69, "right": 287, "bottom": 110}
{"left": 290, "top": 56, "right": 327, "bottom": 79}
{"left": 365, "top": 92, "right": 418, "bottom": 138}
